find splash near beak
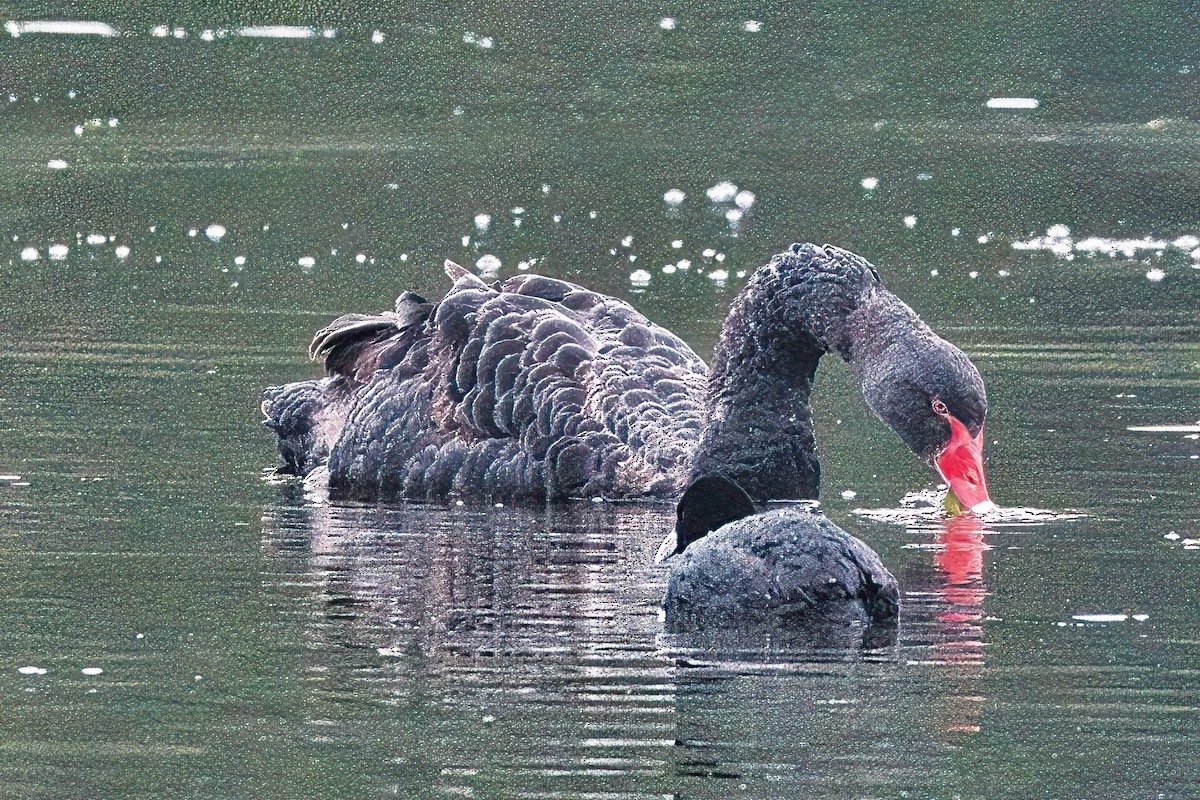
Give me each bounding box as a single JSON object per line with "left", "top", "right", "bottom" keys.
{"left": 935, "top": 416, "right": 996, "bottom": 514}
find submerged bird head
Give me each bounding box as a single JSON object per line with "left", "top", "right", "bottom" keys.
{"left": 655, "top": 474, "right": 757, "bottom": 563}
{"left": 859, "top": 334, "right": 994, "bottom": 513}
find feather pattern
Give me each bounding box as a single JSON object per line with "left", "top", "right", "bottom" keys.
{"left": 662, "top": 506, "right": 900, "bottom": 633}
{"left": 269, "top": 269, "right": 707, "bottom": 501}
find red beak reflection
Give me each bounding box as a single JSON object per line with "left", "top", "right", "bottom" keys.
{"left": 935, "top": 415, "right": 995, "bottom": 514}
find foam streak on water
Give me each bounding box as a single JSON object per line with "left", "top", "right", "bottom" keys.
{"left": 1127, "top": 424, "right": 1200, "bottom": 433}
{"left": 5, "top": 20, "right": 117, "bottom": 37}
{"left": 238, "top": 26, "right": 316, "bottom": 39}
{"left": 854, "top": 489, "right": 1086, "bottom": 527}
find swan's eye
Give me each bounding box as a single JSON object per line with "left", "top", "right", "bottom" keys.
{"left": 931, "top": 398, "right": 949, "bottom": 416}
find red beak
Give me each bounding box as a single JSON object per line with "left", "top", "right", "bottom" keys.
{"left": 934, "top": 415, "right": 995, "bottom": 514}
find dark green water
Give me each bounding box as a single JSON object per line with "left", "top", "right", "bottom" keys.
{"left": 2, "top": 4, "right": 1199, "bottom": 797}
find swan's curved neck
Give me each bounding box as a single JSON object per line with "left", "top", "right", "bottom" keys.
{"left": 689, "top": 248, "right": 885, "bottom": 501}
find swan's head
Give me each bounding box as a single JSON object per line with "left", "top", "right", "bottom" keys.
{"left": 860, "top": 336, "right": 994, "bottom": 513}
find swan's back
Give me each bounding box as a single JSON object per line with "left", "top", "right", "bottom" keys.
{"left": 663, "top": 507, "right": 900, "bottom": 634}
{"left": 263, "top": 270, "right": 708, "bottom": 501}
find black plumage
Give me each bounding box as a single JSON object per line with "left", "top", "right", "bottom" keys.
{"left": 660, "top": 474, "right": 899, "bottom": 638}
{"left": 262, "top": 243, "right": 987, "bottom": 504}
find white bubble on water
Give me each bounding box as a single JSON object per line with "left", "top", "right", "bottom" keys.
{"left": 659, "top": 17, "right": 676, "bottom": 30}
{"left": 987, "top": 97, "right": 1039, "bottom": 109}
{"left": 706, "top": 181, "right": 738, "bottom": 202}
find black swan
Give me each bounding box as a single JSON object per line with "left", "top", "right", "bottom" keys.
{"left": 658, "top": 474, "right": 899, "bottom": 637}
{"left": 262, "top": 243, "right": 992, "bottom": 509}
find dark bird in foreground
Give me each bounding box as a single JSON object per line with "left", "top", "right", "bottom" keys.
{"left": 657, "top": 474, "right": 900, "bottom": 639}
{"left": 262, "top": 243, "right": 993, "bottom": 510}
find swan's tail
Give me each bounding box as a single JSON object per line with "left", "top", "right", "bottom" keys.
{"left": 261, "top": 379, "right": 332, "bottom": 476}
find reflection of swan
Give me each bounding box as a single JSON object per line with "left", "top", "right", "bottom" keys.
{"left": 932, "top": 515, "right": 990, "bottom": 734}
{"left": 260, "top": 497, "right": 982, "bottom": 793}
{"left": 935, "top": 515, "right": 990, "bottom": 622}
{"left": 259, "top": 497, "right": 671, "bottom": 675}
{"left": 263, "top": 244, "right": 992, "bottom": 508}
